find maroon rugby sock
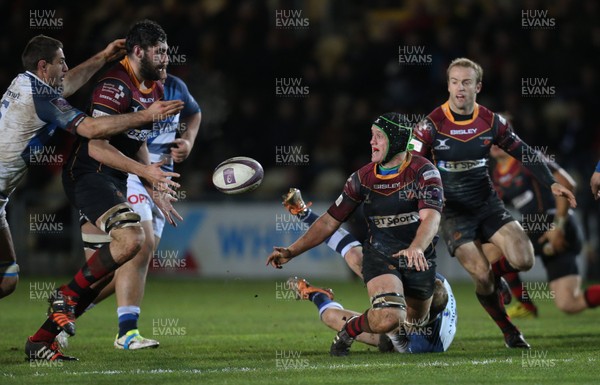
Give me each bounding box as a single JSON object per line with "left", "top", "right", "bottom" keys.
{"left": 344, "top": 311, "right": 372, "bottom": 338}
{"left": 476, "top": 285, "right": 517, "bottom": 336}
{"left": 62, "top": 245, "right": 118, "bottom": 297}
{"left": 584, "top": 285, "right": 600, "bottom": 308}
{"left": 492, "top": 255, "right": 520, "bottom": 275}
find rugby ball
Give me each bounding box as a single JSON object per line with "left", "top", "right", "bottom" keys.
{"left": 212, "top": 156, "right": 264, "bottom": 194}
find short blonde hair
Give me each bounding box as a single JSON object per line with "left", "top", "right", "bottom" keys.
{"left": 447, "top": 57, "right": 483, "bottom": 83}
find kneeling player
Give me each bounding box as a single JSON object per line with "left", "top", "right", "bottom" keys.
{"left": 287, "top": 274, "right": 456, "bottom": 353}
{"left": 280, "top": 187, "right": 455, "bottom": 353}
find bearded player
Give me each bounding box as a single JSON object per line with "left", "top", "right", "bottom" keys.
{"left": 410, "top": 57, "right": 576, "bottom": 348}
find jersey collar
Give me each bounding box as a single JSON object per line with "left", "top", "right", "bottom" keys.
{"left": 441, "top": 101, "right": 479, "bottom": 125}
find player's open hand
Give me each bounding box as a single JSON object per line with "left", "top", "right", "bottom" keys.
{"left": 393, "top": 247, "right": 429, "bottom": 271}
{"left": 143, "top": 160, "right": 180, "bottom": 192}
{"left": 551, "top": 183, "right": 577, "bottom": 208}
{"left": 102, "top": 39, "right": 126, "bottom": 62}
{"left": 266, "top": 247, "right": 293, "bottom": 269}
{"left": 146, "top": 100, "right": 185, "bottom": 121}
{"left": 151, "top": 189, "right": 183, "bottom": 227}
{"left": 170, "top": 138, "right": 193, "bottom": 163}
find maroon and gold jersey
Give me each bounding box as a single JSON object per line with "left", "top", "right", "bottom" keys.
{"left": 66, "top": 57, "right": 164, "bottom": 180}
{"left": 327, "top": 154, "right": 443, "bottom": 257}
{"left": 411, "top": 102, "right": 533, "bottom": 208}
{"left": 492, "top": 156, "right": 558, "bottom": 216}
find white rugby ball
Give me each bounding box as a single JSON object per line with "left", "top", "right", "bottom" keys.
{"left": 212, "top": 156, "right": 264, "bottom": 194}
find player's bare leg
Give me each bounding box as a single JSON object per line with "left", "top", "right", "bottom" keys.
{"left": 550, "top": 275, "right": 600, "bottom": 313}
{"left": 27, "top": 204, "right": 144, "bottom": 360}
{"left": 455, "top": 241, "right": 530, "bottom": 348}
{"left": 489, "top": 221, "right": 535, "bottom": 272}
{"left": 0, "top": 218, "right": 18, "bottom": 299}
{"left": 113, "top": 220, "right": 160, "bottom": 349}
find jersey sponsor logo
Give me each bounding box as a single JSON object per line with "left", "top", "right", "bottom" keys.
{"left": 139, "top": 96, "right": 155, "bottom": 103}
{"left": 49, "top": 97, "right": 72, "bottom": 113}
{"left": 422, "top": 169, "right": 440, "bottom": 181}
{"left": 449, "top": 128, "right": 477, "bottom": 135}
{"left": 511, "top": 190, "right": 534, "bottom": 209}
{"left": 371, "top": 212, "right": 419, "bottom": 228}
{"left": 99, "top": 84, "right": 125, "bottom": 105}
{"left": 434, "top": 139, "right": 450, "bottom": 150}
{"left": 126, "top": 128, "right": 152, "bottom": 141}
{"left": 6, "top": 90, "right": 20, "bottom": 100}
{"left": 436, "top": 159, "right": 487, "bottom": 172}
{"left": 373, "top": 182, "right": 401, "bottom": 190}
{"left": 128, "top": 193, "right": 149, "bottom": 205}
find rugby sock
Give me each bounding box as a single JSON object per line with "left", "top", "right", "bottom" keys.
{"left": 118, "top": 306, "right": 140, "bottom": 337}
{"left": 309, "top": 292, "right": 343, "bottom": 318}
{"left": 31, "top": 319, "right": 60, "bottom": 343}
{"left": 503, "top": 272, "right": 537, "bottom": 310}
{"left": 300, "top": 210, "right": 361, "bottom": 257}
{"left": 61, "top": 245, "right": 118, "bottom": 298}
{"left": 476, "top": 289, "right": 516, "bottom": 335}
{"left": 492, "top": 255, "right": 520, "bottom": 276}
{"left": 583, "top": 285, "right": 600, "bottom": 308}
{"left": 31, "top": 286, "right": 106, "bottom": 343}
{"left": 344, "top": 311, "right": 372, "bottom": 337}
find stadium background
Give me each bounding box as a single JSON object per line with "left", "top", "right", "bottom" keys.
{"left": 0, "top": 0, "right": 599, "bottom": 280}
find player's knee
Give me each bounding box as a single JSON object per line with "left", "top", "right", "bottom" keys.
{"left": 554, "top": 297, "right": 581, "bottom": 314}
{"left": 510, "top": 253, "right": 534, "bottom": 272}
{"left": 0, "top": 276, "right": 18, "bottom": 299}
{"left": 374, "top": 308, "right": 403, "bottom": 332}
{"left": 0, "top": 262, "right": 19, "bottom": 299}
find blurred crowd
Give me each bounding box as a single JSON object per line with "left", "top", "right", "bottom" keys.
{"left": 1, "top": 0, "right": 599, "bottom": 275}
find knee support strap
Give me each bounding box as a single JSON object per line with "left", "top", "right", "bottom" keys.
{"left": 98, "top": 203, "right": 141, "bottom": 234}
{"left": 371, "top": 292, "right": 406, "bottom": 310}
{"left": 0, "top": 261, "right": 19, "bottom": 277}
{"left": 82, "top": 232, "right": 113, "bottom": 250}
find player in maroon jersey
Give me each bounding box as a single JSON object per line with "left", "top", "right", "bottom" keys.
{"left": 267, "top": 112, "right": 444, "bottom": 356}
{"left": 410, "top": 57, "right": 576, "bottom": 348}
{"left": 488, "top": 145, "right": 600, "bottom": 317}
{"left": 26, "top": 20, "right": 182, "bottom": 361}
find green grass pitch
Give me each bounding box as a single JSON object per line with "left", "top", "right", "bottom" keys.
{"left": 1, "top": 277, "right": 598, "bottom": 384}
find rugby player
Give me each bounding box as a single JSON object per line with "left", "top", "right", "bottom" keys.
{"left": 267, "top": 112, "right": 444, "bottom": 356}
{"left": 410, "top": 57, "right": 576, "bottom": 348}
{"left": 287, "top": 275, "right": 456, "bottom": 353}
{"left": 0, "top": 35, "right": 181, "bottom": 302}
{"left": 487, "top": 145, "right": 600, "bottom": 316}
{"left": 281, "top": 190, "right": 456, "bottom": 353}
{"left": 60, "top": 67, "right": 201, "bottom": 350}
{"left": 26, "top": 21, "right": 183, "bottom": 361}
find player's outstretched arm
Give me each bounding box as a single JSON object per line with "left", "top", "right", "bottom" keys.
{"left": 88, "top": 139, "right": 180, "bottom": 190}
{"left": 266, "top": 212, "right": 342, "bottom": 269}
{"left": 76, "top": 100, "right": 184, "bottom": 139}
{"left": 62, "top": 39, "right": 126, "bottom": 97}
